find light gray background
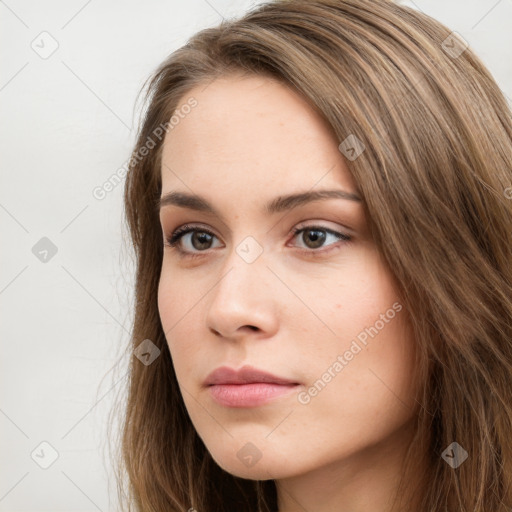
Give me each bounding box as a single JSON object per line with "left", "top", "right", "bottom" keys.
{"left": 1, "top": 0, "right": 511, "bottom": 510}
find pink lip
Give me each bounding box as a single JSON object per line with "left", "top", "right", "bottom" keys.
{"left": 208, "top": 383, "right": 298, "bottom": 407}
{"left": 204, "top": 365, "right": 298, "bottom": 386}
{"left": 204, "top": 365, "right": 300, "bottom": 408}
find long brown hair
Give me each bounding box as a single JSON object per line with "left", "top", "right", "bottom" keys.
{"left": 115, "top": 0, "right": 512, "bottom": 510}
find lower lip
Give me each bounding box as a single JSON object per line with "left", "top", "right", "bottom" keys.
{"left": 207, "top": 383, "right": 299, "bottom": 407}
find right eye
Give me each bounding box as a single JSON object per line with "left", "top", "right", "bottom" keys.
{"left": 164, "top": 224, "right": 222, "bottom": 258}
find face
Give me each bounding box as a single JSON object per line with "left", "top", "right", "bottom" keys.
{"left": 157, "top": 74, "right": 420, "bottom": 482}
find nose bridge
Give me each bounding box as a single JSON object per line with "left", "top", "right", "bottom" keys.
{"left": 212, "top": 239, "right": 267, "bottom": 307}
{"left": 205, "top": 238, "right": 276, "bottom": 336}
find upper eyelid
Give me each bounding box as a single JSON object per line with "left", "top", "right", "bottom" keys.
{"left": 168, "top": 221, "right": 347, "bottom": 237}
{"left": 166, "top": 223, "right": 350, "bottom": 247}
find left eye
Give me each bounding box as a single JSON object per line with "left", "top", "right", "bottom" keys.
{"left": 164, "top": 224, "right": 351, "bottom": 256}
{"left": 291, "top": 226, "right": 351, "bottom": 250}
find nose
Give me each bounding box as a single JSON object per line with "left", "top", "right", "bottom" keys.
{"left": 205, "top": 251, "right": 279, "bottom": 341}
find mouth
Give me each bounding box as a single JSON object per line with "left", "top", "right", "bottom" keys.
{"left": 203, "top": 365, "right": 301, "bottom": 408}
{"left": 207, "top": 382, "right": 300, "bottom": 408}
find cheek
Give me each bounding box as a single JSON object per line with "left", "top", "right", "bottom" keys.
{"left": 157, "top": 271, "right": 174, "bottom": 327}
{"left": 157, "top": 270, "right": 200, "bottom": 376}
{"left": 299, "top": 250, "right": 417, "bottom": 420}
{"left": 157, "top": 264, "right": 200, "bottom": 331}
{"left": 307, "top": 247, "right": 402, "bottom": 344}
{"left": 293, "top": 310, "right": 417, "bottom": 466}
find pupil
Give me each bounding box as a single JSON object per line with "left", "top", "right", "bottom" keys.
{"left": 193, "top": 232, "right": 212, "bottom": 250}
{"left": 305, "top": 229, "right": 325, "bottom": 248}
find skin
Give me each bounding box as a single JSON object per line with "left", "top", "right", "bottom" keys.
{"left": 157, "top": 73, "right": 423, "bottom": 512}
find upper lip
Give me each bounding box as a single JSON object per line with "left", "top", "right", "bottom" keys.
{"left": 204, "top": 365, "right": 299, "bottom": 386}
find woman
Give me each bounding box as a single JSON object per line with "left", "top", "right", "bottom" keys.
{"left": 118, "top": 0, "right": 512, "bottom": 510}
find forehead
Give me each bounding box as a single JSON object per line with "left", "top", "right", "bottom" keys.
{"left": 160, "top": 74, "right": 358, "bottom": 199}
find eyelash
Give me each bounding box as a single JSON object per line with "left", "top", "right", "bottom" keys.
{"left": 164, "top": 223, "right": 352, "bottom": 260}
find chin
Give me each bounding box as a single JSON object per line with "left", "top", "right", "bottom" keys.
{"left": 207, "top": 446, "right": 293, "bottom": 481}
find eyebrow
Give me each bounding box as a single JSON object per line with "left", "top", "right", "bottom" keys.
{"left": 157, "top": 189, "right": 361, "bottom": 220}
